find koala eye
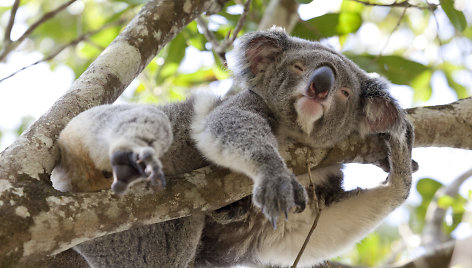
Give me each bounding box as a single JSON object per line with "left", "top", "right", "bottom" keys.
{"left": 340, "top": 88, "right": 351, "bottom": 98}
{"left": 292, "top": 63, "right": 305, "bottom": 74}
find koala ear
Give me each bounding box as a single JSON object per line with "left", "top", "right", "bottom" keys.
{"left": 233, "top": 28, "right": 288, "bottom": 76}
{"left": 245, "top": 36, "right": 283, "bottom": 74}
{"left": 359, "top": 78, "right": 405, "bottom": 136}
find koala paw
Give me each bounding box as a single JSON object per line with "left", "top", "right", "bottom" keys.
{"left": 253, "top": 174, "right": 307, "bottom": 228}
{"left": 110, "top": 147, "right": 165, "bottom": 195}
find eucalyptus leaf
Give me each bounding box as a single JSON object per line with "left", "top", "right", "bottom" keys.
{"left": 292, "top": 12, "right": 362, "bottom": 40}
{"left": 348, "top": 55, "right": 430, "bottom": 86}
{"left": 441, "top": 0, "right": 467, "bottom": 32}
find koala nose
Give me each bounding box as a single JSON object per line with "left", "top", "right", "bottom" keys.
{"left": 307, "top": 66, "right": 335, "bottom": 99}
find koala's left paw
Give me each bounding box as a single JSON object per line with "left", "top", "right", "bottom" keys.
{"left": 110, "top": 147, "right": 165, "bottom": 195}
{"left": 253, "top": 174, "right": 307, "bottom": 228}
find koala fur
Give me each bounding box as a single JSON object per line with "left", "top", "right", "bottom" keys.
{"left": 52, "top": 28, "right": 414, "bottom": 268}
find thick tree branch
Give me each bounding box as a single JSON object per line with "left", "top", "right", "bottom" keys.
{"left": 407, "top": 97, "right": 472, "bottom": 149}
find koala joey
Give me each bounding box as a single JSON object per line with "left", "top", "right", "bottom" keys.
{"left": 52, "top": 28, "right": 414, "bottom": 268}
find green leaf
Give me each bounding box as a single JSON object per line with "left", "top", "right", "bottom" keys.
{"left": 444, "top": 71, "right": 469, "bottom": 99}
{"left": 417, "top": 178, "right": 443, "bottom": 201}
{"left": 353, "top": 231, "right": 393, "bottom": 266}
{"left": 183, "top": 22, "right": 206, "bottom": 51}
{"left": 157, "top": 63, "right": 179, "bottom": 84}
{"left": 297, "top": 0, "right": 313, "bottom": 4}
{"left": 113, "top": 0, "right": 147, "bottom": 4}
{"left": 77, "top": 42, "right": 101, "bottom": 59}
{"left": 437, "top": 195, "right": 454, "bottom": 209}
{"left": 292, "top": 12, "right": 362, "bottom": 40}
{"left": 171, "top": 68, "right": 219, "bottom": 87}
{"left": 411, "top": 70, "right": 433, "bottom": 102}
{"left": 340, "top": 0, "right": 365, "bottom": 13}
{"left": 410, "top": 178, "right": 443, "bottom": 232}
{"left": 166, "top": 33, "right": 187, "bottom": 64}
{"left": 169, "top": 88, "right": 186, "bottom": 101}
{"left": 439, "top": 194, "right": 467, "bottom": 234}
{"left": 90, "top": 26, "right": 120, "bottom": 48}
{"left": 440, "top": 0, "right": 467, "bottom": 32}
{"left": 348, "top": 55, "right": 430, "bottom": 86}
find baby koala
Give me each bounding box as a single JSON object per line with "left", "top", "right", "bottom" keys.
{"left": 52, "top": 27, "right": 414, "bottom": 268}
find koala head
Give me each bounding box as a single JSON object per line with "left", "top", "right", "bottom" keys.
{"left": 230, "top": 27, "right": 405, "bottom": 148}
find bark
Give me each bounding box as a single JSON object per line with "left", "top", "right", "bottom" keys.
{"left": 407, "top": 97, "right": 472, "bottom": 149}
{"left": 0, "top": 0, "right": 228, "bottom": 266}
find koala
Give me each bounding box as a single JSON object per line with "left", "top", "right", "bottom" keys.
{"left": 52, "top": 28, "right": 414, "bottom": 268}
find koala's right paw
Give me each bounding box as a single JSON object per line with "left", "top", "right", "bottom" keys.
{"left": 253, "top": 174, "right": 307, "bottom": 228}
{"left": 110, "top": 147, "right": 165, "bottom": 195}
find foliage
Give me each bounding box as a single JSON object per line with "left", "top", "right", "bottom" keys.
{"left": 0, "top": 0, "right": 471, "bottom": 266}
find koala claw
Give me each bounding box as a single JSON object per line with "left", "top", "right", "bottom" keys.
{"left": 110, "top": 149, "right": 166, "bottom": 195}
{"left": 254, "top": 175, "right": 307, "bottom": 228}
{"left": 270, "top": 216, "right": 278, "bottom": 230}
{"left": 291, "top": 178, "right": 307, "bottom": 213}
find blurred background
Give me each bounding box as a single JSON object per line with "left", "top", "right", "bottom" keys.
{"left": 1, "top": 0, "right": 471, "bottom": 266}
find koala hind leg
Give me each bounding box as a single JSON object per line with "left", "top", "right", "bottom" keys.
{"left": 52, "top": 104, "right": 172, "bottom": 193}
{"left": 105, "top": 105, "right": 173, "bottom": 194}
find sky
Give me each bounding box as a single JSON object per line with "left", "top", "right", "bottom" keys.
{"left": 0, "top": 0, "right": 471, "bottom": 246}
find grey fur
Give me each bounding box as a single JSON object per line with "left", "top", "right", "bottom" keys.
{"left": 52, "top": 28, "right": 413, "bottom": 267}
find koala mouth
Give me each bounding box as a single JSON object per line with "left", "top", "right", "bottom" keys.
{"left": 294, "top": 95, "right": 325, "bottom": 135}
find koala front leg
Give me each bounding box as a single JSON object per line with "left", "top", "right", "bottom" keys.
{"left": 192, "top": 107, "right": 307, "bottom": 226}
{"left": 308, "top": 123, "right": 414, "bottom": 259}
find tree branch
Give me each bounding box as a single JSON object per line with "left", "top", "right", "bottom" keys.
{"left": 407, "top": 97, "right": 472, "bottom": 149}
{"left": 197, "top": 0, "right": 251, "bottom": 64}
{"left": 3, "top": 0, "right": 20, "bottom": 47}
{"left": 258, "top": 0, "right": 299, "bottom": 32}
{"left": 421, "top": 167, "right": 472, "bottom": 248}
{"left": 0, "top": 0, "right": 77, "bottom": 62}
{"left": 378, "top": 6, "right": 407, "bottom": 57}
{"left": 350, "top": 0, "right": 438, "bottom": 10}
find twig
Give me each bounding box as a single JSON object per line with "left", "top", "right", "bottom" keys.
{"left": 0, "top": 0, "right": 77, "bottom": 62}
{"left": 220, "top": 0, "right": 251, "bottom": 49}
{"left": 378, "top": 6, "right": 407, "bottom": 57}
{"left": 196, "top": 16, "right": 225, "bottom": 63}
{"left": 425, "top": 0, "right": 444, "bottom": 47}
{"left": 0, "top": 18, "right": 128, "bottom": 83}
{"left": 3, "top": 0, "right": 20, "bottom": 47}
{"left": 291, "top": 158, "right": 323, "bottom": 268}
{"left": 196, "top": 0, "right": 251, "bottom": 64}
{"left": 350, "top": 0, "right": 437, "bottom": 10}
